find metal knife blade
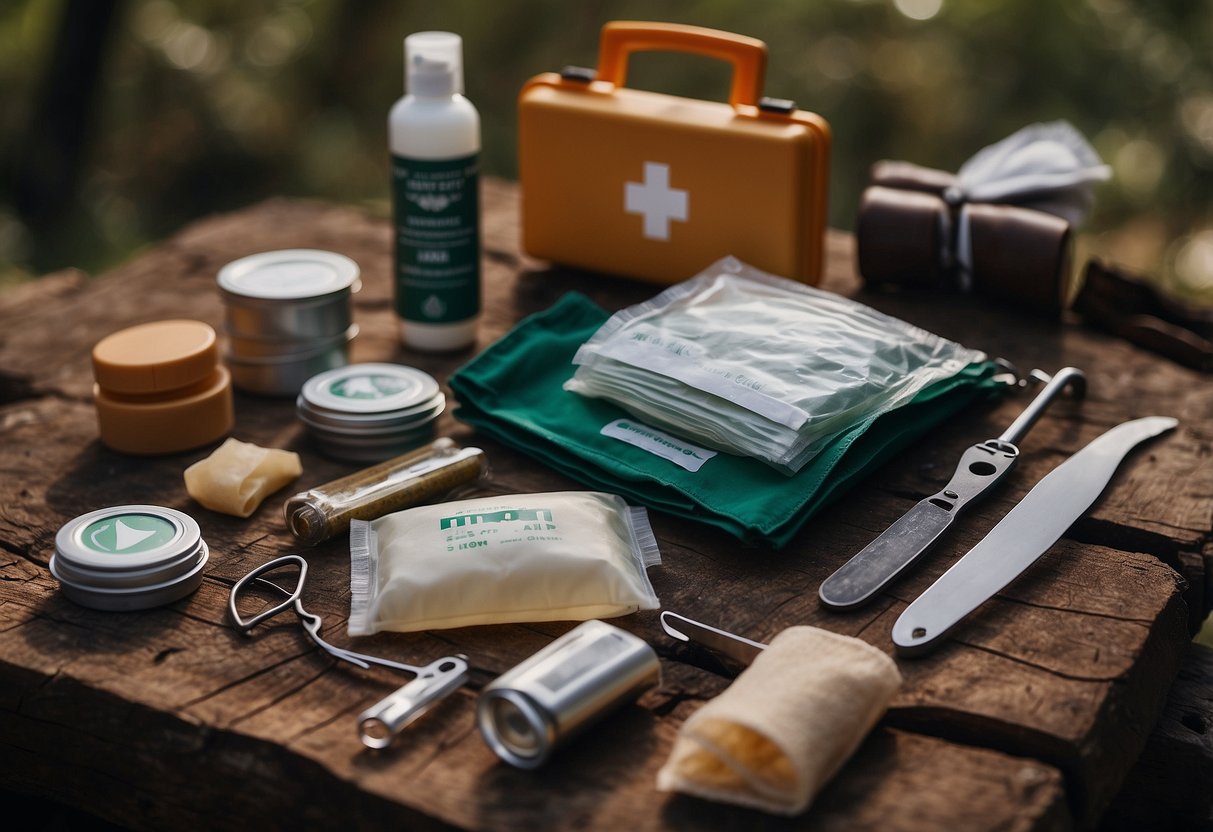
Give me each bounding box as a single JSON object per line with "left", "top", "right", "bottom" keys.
{"left": 892, "top": 415, "right": 1178, "bottom": 656}
{"left": 819, "top": 440, "right": 1018, "bottom": 609}
{"left": 819, "top": 367, "right": 1086, "bottom": 611}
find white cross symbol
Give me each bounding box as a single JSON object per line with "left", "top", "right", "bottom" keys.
{"left": 624, "top": 162, "right": 688, "bottom": 241}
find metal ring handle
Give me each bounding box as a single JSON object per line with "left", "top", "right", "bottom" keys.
{"left": 228, "top": 554, "right": 307, "bottom": 632}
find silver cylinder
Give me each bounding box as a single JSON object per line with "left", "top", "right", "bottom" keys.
{"left": 218, "top": 249, "right": 361, "bottom": 395}
{"left": 476, "top": 620, "right": 660, "bottom": 769}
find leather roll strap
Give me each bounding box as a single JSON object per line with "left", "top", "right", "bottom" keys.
{"left": 855, "top": 161, "right": 1073, "bottom": 316}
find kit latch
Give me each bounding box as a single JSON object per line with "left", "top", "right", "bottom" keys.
{"left": 560, "top": 66, "right": 596, "bottom": 83}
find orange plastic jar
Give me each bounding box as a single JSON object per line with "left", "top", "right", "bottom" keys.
{"left": 92, "top": 320, "right": 234, "bottom": 455}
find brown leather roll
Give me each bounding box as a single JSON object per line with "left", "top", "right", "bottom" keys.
{"left": 855, "top": 186, "right": 948, "bottom": 290}
{"left": 869, "top": 160, "right": 959, "bottom": 195}
{"left": 966, "top": 203, "right": 1071, "bottom": 314}
{"left": 856, "top": 161, "right": 1074, "bottom": 317}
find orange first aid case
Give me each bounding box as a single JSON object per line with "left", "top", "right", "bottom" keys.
{"left": 519, "top": 21, "right": 831, "bottom": 285}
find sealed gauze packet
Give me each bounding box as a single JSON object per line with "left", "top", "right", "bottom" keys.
{"left": 348, "top": 491, "right": 661, "bottom": 635}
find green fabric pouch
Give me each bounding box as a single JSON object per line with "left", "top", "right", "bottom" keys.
{"left": 449, "top": 292, "right": 1003, "bottom": 548}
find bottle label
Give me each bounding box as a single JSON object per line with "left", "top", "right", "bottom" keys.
{"left": 392, "top": 153, "right": 480, "bottom": 324}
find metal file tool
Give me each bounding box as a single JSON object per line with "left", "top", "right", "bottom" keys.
{"left": 893, "top": 415, "right": 1178, "bottom": 656}
{"left": 819, "top": 366, "right": 1087, "bottom": 611}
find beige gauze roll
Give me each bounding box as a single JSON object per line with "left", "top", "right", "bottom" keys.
{"left": 656, "top": 625, "right": 902, "bottom": 816}
{"left": 184, "top": 438, "right": 302, "bottom": 518}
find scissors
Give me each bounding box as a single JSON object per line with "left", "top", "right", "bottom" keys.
{"left": 228, "top": 554, "right": 468, "bottom": 748}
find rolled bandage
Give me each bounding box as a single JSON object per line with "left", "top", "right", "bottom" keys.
{"left": 657, "top": 626, "right": 901, "bottom": 816}
{"left": 184, "top": 438, "right": 302, "bottom": 518}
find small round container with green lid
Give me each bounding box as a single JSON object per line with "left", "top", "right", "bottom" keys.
{"left": 50, "top": 505, "right": 209, "bottom": 611}
{"left": 296, "top": 363, "right": 446, "bottom": 462}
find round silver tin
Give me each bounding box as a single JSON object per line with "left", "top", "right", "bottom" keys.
{"left": 220, "top": 250, "right": 361, "bottom": 395}
{"left": 297, "top": 363, "right": 446, "bottom": 462}
{"left": 219, "top": 249, "right": 360, "bottom": 340}
{"left": 226, "top": 323, "right": 355, "bottom": 359}
{"left": 51, "top": 505, "right": 209, "bottom": 611}
{"left": 226, "top": 324, "right": 358, "bottom": 396}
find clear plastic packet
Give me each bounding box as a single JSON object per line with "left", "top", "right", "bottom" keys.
{"left": 348, "top": 491, "right": 661, "bottom": 635}
{"left": 565, "top": 257, "right": 984, "bottom": 473}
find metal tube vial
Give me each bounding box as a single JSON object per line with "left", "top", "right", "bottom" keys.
{"left": 477, "top": 620, "right": 660, "bottom": 769}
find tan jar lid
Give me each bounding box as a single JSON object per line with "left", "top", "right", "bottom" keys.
{"left": 93, "top": 320, "right": 219, "bottom": 394}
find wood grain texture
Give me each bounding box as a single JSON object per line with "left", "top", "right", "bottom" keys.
{"left": 1, "top": 182, "right": 1208, "bottom": 830}
{"left": 1099, "top": 643, "right": 1213, "bottom": 831}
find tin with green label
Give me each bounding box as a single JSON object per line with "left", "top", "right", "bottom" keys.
{"left": 51, "top": 505, "right": 209, "bottom": 611}
{"left": 297, "top": 363, "right": 446, "bottom": 462}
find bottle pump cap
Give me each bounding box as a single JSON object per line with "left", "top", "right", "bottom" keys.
{"left": 405, "top": 31, "right": 463, "bottom": 97}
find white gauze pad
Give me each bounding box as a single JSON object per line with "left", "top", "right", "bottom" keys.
{"left": 348, "top": 491, "right": 662, "bottom": 634}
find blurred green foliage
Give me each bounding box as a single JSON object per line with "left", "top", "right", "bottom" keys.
{"left": 2, "top": 0, "right": 1212, "bottom": 299}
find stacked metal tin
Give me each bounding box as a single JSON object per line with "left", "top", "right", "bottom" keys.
{"left": 297, "top": 363, "right": 446, "bottom": 462}
{"left": 51, "top": 505, "right": 209, "bottom": 611}
{"left": 219, "top": 249, "right": 361, "bottom": 395}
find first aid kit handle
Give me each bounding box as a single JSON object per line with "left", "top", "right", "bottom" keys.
{"left": 597, "top": 21, "right": 768, "bottom": 109}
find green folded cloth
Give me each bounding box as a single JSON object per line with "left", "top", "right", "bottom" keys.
{"left": 450, "top": 292, "right": 1003, "bottom": 548}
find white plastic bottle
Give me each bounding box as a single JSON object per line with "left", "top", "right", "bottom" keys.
{"left": 389, "top": 31, "right": 481, "bottom": 351}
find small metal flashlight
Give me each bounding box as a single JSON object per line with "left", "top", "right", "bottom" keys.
{"left": 476, "top": 620, "right": 660, "bottom": 769}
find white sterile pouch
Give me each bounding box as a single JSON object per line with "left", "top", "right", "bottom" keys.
{"left": 348, "top": 491, "right": 661, "bottom": 635}
{"left": 565, "top": 257, "right": 984, "bottom": 473}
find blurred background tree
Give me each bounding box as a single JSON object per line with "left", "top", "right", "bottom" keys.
{"left": 2, "top": 0, "right": 1212, "bottom": 301}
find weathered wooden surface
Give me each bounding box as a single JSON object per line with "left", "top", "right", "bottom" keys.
{"left": 1099, "top": 642, "right": 1213, "bottom": 831}
{"left": 1, "top": 180, "right": 1210, "bottom": 830}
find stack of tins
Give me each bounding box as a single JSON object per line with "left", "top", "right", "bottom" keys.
{"left": 219, "top": 249, "right": 361, "bottom": 395}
